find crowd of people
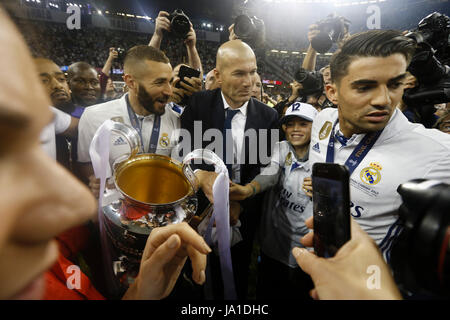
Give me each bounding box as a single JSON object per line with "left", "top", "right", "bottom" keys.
{"left": 1, "top": 2, "right": 450, "bottom": 303}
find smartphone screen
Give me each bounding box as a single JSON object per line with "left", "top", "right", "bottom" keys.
{"left": 312, "top": 163, "right": 351, "bottom": 258}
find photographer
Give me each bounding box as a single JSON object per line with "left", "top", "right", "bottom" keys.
{"left": 99, "top": 48, "right": 120, "bottom": 101}
{"left": 149, "top": 11, "right": 203, "bottom": 75}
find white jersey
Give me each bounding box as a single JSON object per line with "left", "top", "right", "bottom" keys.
{"left": 78, "top": 94, "right": 181, "bottom": 165}
{"left": 40, "top": 107, "right": 71, "bottom": 160}
{"left": 309, "top": 108, "right": 450, "bottom": 261}
{"left": 258, "top": 141, "right": 313, "bottom": 268}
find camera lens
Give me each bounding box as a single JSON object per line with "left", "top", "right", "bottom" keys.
{"left": 170, "top": 9, "right": 190, "bottom": 38}
{"left": 311, "top": 32, "right": 333, "bottom": 54}
{"left": 234, "top": 15, "right": 254, "bottom": 40}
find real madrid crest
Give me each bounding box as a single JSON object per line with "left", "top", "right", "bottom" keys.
{"left": 159, "top": 133, "right": 170, "bottom": 147}
{"left": 360, "top": 162, "right": 382, "bottom": 185}
{"left": 319, "top": 121, "right": 333, "bottom": 140}
{"left": 285, "top": 152, "right": 293, "bottom": 166}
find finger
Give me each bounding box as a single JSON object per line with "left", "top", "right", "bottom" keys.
{"left": 292, "top": 247, "right": 322, "bottom": 277}
{"left": 159, "top": 11, "right": 170, "bottom": 17}
{"left": 305, "top": 216, "right": 313, "bottom": 229}
{"left": 140, "top": 234, "right": 187, "bottom": 280}
{"left": 300, "top": 231, "right": 314, "bottom": 247}
{"left": 187, "top": 244, "right": 207, "bottom": 285}
{"left": 310, "top": 288, "right": 319, "bottom": 300}
{"left": 143, "top": 222, "right": 211, "bottom": 261}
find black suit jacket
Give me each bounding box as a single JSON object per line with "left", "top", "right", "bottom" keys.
{"left": 181, "top": 88, "right": 280, "bottom": 184}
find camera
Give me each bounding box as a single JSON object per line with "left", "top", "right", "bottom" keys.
{"left": 233, "top": 14, "right": 265, "bottom": 48}
{"left": 311, "top": 14, "right": 350, "bottom": 54}
{"left": 294, "top": 68, "right": 324, "bottom": 96}
{"left": 116, "top": 47, "right": 126, "bottom": 63}
{"left": 168, "top": 9, "right": 191, "bottom": 39}
{"left": 403, "top": 12, "right": 450, "bottom": 128}
{"left": 404, "top": 12, "right": 450, "bottom": 64}
{"left": 390, "top": 179, "right": 450, "bottom": 298}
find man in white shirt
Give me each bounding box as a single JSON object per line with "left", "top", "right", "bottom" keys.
{"left": 308, "top": 30, "right": 450, "bottom": 262}
{"left": 77, "top": 45, "right": 181, "bottom": 192}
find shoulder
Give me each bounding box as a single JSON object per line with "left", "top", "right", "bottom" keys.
{"left": 80, "top": 97, "right": 125, "bottom": 125}
{"left": 251, "top": 98, "right": 278, "bottom": 117}
{"left": 189, "top": 88, "right": 221, "bottom": 107}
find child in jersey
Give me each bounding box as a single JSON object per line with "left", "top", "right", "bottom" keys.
{"left": 230, "top": 102, "right": 318, "bottom": 300}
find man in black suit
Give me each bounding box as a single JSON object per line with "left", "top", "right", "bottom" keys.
{"left": 180, "top": 40, "right": 279, "bottom": 299}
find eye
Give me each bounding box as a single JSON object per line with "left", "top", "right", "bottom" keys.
{"left": 356, "top": 86, "right": 372, "bottom": 92}
{"left": 389, "top": 82, "right": 403, "bottom": 89}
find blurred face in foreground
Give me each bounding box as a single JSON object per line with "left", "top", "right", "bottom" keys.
{"left": 0, "top": 9, "right": 96, "bottom": 299}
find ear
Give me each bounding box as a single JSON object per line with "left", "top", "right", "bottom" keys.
{"left": 281, "top": 123, "right": 287, "bottom": 133}
{"left": 213, "top": 68, "right": 222, "bottom": 85}
{"left": 325, "top": 83, "right": 339, "bottom": 105}
{"left": 123, "top": 74, "right": 137, "bottom": 91}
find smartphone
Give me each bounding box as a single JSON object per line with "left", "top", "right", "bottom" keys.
{"left": 312, "top": 163, "right": 351, "bottom": 258}
{"left": 175, "top": 65, "right": 201, "bottom": 89}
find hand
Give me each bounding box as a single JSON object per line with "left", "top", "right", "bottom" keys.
{"left": 292, "top": 217, "right": 403, "bottom": 300}
{"left": 108, "top": 48, "right": 118, "bottom": 60}
{"left": 302, "top": 177, "right": 312, "bottom": 198}
{"left": 229, "top": 201, "right": 242, "bottom": 226}
{"left": 195, "top": 170, "right": 220, "bottom": 203}
{"left": 88, "top": 175, "right": 100, "bottom": 198}
{"left": 184, "top": 23, "right": 197, "bottom": 48}
{"left": 170, "top": 77, "right": 202, "bottom": 104}
{"left": 228, "top": 24, "right": 238, "bottom": 41}
{"left": 307, "top": 24, "right": 320, "bottom": 43}
{"left": 288, "top": 81, "right": 303, "bottom": 103}
{"left": 123, "top": 222, "right": 211, "bottom": 300}
{"left": 154, "top": 11, "right": 171, "bottom": 36}
{"left": 229, "top": 183, "right": 253, "bottom": 201}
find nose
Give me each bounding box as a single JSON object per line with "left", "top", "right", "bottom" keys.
{"left": 10, "top": 148, "right": 97, "bottom": 243}
{"left": 243, "top": 73, "right": 253, "bottom": 88}
{"left": 163, "top": 82, "right": 172, "bottom": 96}
{"left": 371, "top": 85, "right": 392, "bottom": 107}
{"left": 50, "top": 77, "right": 64, "bottom": 91}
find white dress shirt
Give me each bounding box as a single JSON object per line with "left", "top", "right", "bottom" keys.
{"left": 221, "top": 92, "right": 249, "bottom": 183}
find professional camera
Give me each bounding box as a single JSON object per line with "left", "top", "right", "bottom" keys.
{"left": 294, "top": 68, "right": 324, "bottom": 96}
{"left": 233, "top": 14, "right": 265, "bottom": 48}
{"left": 390, "top": 179, "right": 450, "bottom": 298}
{"left": 404, "top": 12, "right": 450, "bottom": 64}
{"left": 310, "top": 14, "right": 350, "bottom": 54}
{"left": 168, "top": 9, "right": 191, "bottom": 39}
{"left": 116, "top": 47, "right": 126, "bottom": 63}
{"left": 403, "top": 13, "right": 450, "bottom": 128}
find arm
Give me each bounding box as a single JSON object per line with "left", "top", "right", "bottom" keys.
{"left": 61, "top": 116, "right": 79, "bottom": 138}
{"left": 184, "top": 24, "right": 203, "bottom": 76}
{"left": 301, "top": 24, "right": 320, "bottom": 71}
{"left": 101, "top": 48, "right": 118, "bottom": 77}
{"left": 148, "top": 11, "right": 171, "bottom": 49}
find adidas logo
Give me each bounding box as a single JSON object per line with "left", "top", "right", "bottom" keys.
{"left": 312, "top": 143, "right": 320, "bottom": 153}
{"left": 113, "top": 137, "right": 127, "bottom": 146}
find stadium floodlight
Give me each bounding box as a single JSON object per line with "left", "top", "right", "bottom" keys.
{"left": 98, "top": 10, "right": 102, "bottom": 15}
{"left": 207, "top": 23, "right": 212, "bottom": 28}
{"left": 292, "top": 51, "right": 300, "bottom": 54}
{"left": 280, "top": 50, "right": 288, "bottom": 53}
{"left": 271, "top": 49, "right": 279, "bottom": 52}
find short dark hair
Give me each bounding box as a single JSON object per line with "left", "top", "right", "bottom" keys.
{"left": 67, "top": 61, "right": 96, "bottom": 81}
{"left": 124, "top": 45, "right": 170, "bottom": 76}
{"left": 330, "top": 30, "right": 416, "bottom": 84}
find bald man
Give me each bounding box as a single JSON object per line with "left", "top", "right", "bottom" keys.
{"left": 180, "top": 40, "right": 279, "bottom": 299}
{"left": 67, "top": 62, "right": 101, "bottom": 113}
{"left": 204, "top": 69, "right": 220, "bottom": 91}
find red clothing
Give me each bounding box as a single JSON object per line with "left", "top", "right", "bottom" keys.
{"left": 44, "top": 225, "right": 105, "bottom": 300}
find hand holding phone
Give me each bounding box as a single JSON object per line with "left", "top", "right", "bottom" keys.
{"left": 312, "top": 163, "right": 351, "bottom": 258}
{"left": 175, "top": 65, "right": 201, "bottom": 89}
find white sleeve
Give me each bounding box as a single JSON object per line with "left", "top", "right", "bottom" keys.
{"left": 425, "top": 149, "right": 450, "bottom": 184}
{"left": 51, "top": 107, "right": 71, "bottom": 134}
{"left": 77, "top": 110, "right": 96, "bottom": 163}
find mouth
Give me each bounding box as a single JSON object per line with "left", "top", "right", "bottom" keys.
{"left": 10, "top": 274, "right": 45, "bottom": 300}
{"left": 81, "top": 92, "right": 97, "bottom": 100}
{"left": 365, "top": 110, "right": 390, "bottom": 123}
{"left": 156, "top": 98, "right": 168, "bottom": 106}
{"left": 51, "top": 91, "right": 69, "bottom": 100}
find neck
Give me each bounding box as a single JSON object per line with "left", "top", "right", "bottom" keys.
{"left": 223, "top": 92, "right": 245, "bottom": 110}
{"left": 293, "top": 144, "right": 309, "bottom": 159}
{"left": 338, "top": 111, "right": 360, "bottom": 138}
{"left": 129, "top": 92, "right": 151, "bottom": 116}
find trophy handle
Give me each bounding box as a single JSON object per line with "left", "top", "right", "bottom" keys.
{"left": 181, "top": 148, "right": 226, "bottom": 195}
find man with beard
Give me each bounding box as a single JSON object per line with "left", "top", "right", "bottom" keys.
{"left": 77, "top": 45, "right": 179, "bottom": 192}
{"left": 67, "top": 62, "right": 102, "bottom": 118}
